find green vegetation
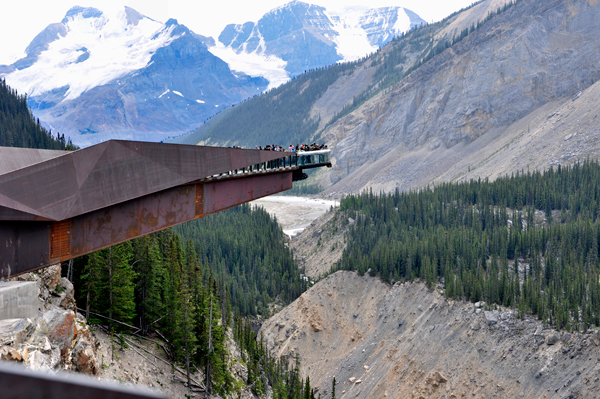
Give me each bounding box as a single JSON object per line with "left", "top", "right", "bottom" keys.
{"left": 234, "top": 318, "right": 316, "bottom": 398}
{"left": 0, "top": 78, "right": 75, "bottom": 150}
{"left": 336, "top": 161, "right": 600, "bottom": 331}
{"left": 173, "top": 204, "right": 307, "bottom": 316}
{"left": 194, "top": 61, "right": 360, "bottom": 148}
{"left": 74, "top": 204, "right": 311, "bottom": 395}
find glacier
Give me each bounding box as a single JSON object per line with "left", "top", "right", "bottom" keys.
{"left": 216, "top": 1, "right": 425, "bottom": 78}
{"left": 5, "top": 7, "right": 178, "bottom": 103}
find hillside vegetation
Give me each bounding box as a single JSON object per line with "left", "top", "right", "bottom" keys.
{"left": 337, "top": 161, "right": 600, "bottom": 331}
{"left": 73, "top": 205, "right": 315, "bottom": 397}
{"left": 0, "top": 78, "right": 74, "bottom": 150}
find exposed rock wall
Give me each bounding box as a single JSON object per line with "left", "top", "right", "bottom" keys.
{"left": 321, "top": 0, "right": 600, "bottom": 194}
{"left": 0, "top": 265, "right": 98, "bottom": 374}
{"left": 261, "top": 271, "right": 600, "bottom": 398}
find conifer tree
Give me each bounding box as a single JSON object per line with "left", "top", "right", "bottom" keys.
{"left": 173, "top": 241, "right": 197, "bottom": 387}
{"left": 132, "top": 236, "right": 165, "bottom": 335}
{"left": 105, "top": 242, "right": 137, "bottom": 326}
{"left": 82, "top": 251, "right": 103, "bottom": 320}
{"left": 331, "top": 376, "right": 336, "bottom": 399}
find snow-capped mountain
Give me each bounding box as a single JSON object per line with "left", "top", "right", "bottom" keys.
{"left": 0, "top": 2, "right": 425, "bottom": 145}
{"left": 214, "top": 1, "right": 426, "bottom": 81}
{"left": 0, "top": 6, "right": 267, "bottom": 146}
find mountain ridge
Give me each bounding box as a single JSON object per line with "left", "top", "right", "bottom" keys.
{"left": 217, "top": 1, "right": 426, "bottom": 79}
{"left": 1, "top": 6, "right": 267, "bottom": 146}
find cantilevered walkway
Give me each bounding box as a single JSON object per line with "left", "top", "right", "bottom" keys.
{"left": 0, "top": 140, "right": 331, "bottom": 278}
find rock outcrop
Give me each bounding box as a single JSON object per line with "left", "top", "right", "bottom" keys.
{"left": 0, "top": 265, "right": 98, "bottom": 374}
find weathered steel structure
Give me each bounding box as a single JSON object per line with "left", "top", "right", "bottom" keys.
{"left": 0, "top": 140, "right": 331, "bottom": 278}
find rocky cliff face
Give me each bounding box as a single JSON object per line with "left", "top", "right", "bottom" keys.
{"left": 318, "top": 0, "right": 600, "bottom": 194}
{"left": 261, "top": 271, "right": 600, "bottom": 399}
{"left": 0, "top": 265, "right": 98, "bottom": 374}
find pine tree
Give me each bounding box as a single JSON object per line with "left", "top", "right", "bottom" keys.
{"left": 331, "top": 376, "right": 336, "bottom": 399}
{"left": 105, "top": 242, "right": 137, "bottom": 326}
{"left": 173, "top": 242, "right": 197, "bottom": 388}
{"left": 82, "top": 251, "right": 103, "bottom": 320}
{"left": 132, "top": 236, "right": 166, "bottom": 335}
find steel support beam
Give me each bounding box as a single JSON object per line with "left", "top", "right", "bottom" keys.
{"left": 0, "top": 171, "right": 292, "bottom": 278}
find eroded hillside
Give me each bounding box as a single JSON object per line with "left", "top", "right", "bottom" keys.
{"left": 261, "top": 271, "right": 600, "bottom": 399}
{"left": 323, "top": 0, "right": 600, "bottom": 194}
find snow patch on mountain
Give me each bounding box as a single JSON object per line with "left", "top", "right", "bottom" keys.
{"left": 4, "top": 7, "right": 178, "bottom": 102}
{"left": 216, "top": 2, "right": 425, "bottom": 77}
{"left": 324, "top": 7, "right": 377, "bottom": 62}
{"left": 209, "top": 43, "right": 289, "bottom": 89}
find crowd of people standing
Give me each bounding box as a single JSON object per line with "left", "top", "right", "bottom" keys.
{"left": 255, "top": 143, "right": 328, "bottom": 152}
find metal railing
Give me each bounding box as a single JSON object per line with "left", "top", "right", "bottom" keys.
{"left": 207, "top": 149, "right": 331, "bottom": 179}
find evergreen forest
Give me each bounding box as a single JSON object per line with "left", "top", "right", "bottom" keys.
{"left": 0, "top": 78, "right": 75, "bottom": 150}
{"left": 336, "top": 161, "right": 600, "bottom": 332}
{"left": 72, "top": 205, "right": 315, "bottom": 397}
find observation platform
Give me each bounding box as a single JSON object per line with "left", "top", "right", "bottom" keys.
{"left": 0, "top": 141, "right": 331, "bottom": 278}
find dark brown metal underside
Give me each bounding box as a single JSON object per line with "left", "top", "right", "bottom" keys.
{"left": 0, "top": 140, "right": 294, "bottom": 278}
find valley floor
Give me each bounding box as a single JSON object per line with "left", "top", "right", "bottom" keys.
{"left": 251, "top": 195, "right": 338, "bottom": 237}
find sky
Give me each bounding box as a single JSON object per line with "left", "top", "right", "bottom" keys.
{"left": 0, "top": 0, "right": 477, "bottom": 64}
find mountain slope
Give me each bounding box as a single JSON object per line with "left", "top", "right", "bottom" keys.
{"left": 0, "top": 78, "right": 73, "bottom": 150}
{"left": 261, "top": 272, "right": 600, "bottom": 399}
{"left": 0, "top": 6, "right": 267, "bottom": 146}
{"left": 184, "top": 2, "right": 480, "bottom": 148}
{"left": 191, "top": 0, "right": 600, "bottom": 197}
{"left": 323, "top": 0, "right": 600, "bottom": 193}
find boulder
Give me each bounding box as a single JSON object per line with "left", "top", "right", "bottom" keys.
{"left": 0, "top": 347, "right": 22, "bottom": 361}
{"left": 484, "top": 310, "right": 499, "bottom": 326}
{"left": 71, "top": 339, "right": 98, "bottom": 375}
{"left": 0, "top": 318, "right": 35, "bottom": 346}
{"left": 37, "top": 309, "right": 76, "bottom": 358}
{"left": 47, "top": 278, "right": 76, "bottom": 311}
{"left": 546, "top": 334, "right": 560, "bottom": 345}
{"left": 39, "top": 264, "right": 62, "bottom": 293}
{"left": 26, "top": 349, "right": 56, "bottom": 371}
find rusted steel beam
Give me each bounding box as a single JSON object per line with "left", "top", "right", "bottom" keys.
{"left": 0, "top": 141, "right": 288, "bottom": 222}
{"left": 0, "top": 172, "right": 293, "bottom": 278}
{"left": 0, "top": 141, "right": 332, "bottom": 279}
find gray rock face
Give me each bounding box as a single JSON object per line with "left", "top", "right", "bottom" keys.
{"left": 1, "top": 265, "right": 98, "bottom": 374}
{"left": 260, "top": 271, "right": 600, "bottom": 399}
{"left": 328, "top": 0, "right": 600, "bottom": 190}
{"left": 484, "top": 310, "right": 499, "bottom": 326}
{"left": 546, "top": 334, "right": 560, "bottom": 345}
